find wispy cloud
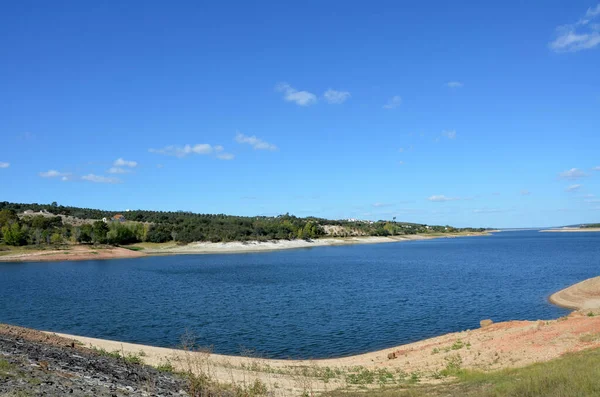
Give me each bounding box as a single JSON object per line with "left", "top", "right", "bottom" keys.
{"left": 235, "top": 132, "right": 277, "bottom": 151}
{"left": 39, "top": 170, "right": 71, "bottom": 179}
{"left": 275, "top": 82, "right": 317, "bottom": 106}
{"left": 428, "top": 195, "right": 460, "bottom": 202}
{"left": 445, "top": 81, "right": 464, "bottom": 88}
{"left": 558, "top": 168, "right": 588, "bottom": 180}
{"left": 593, "top": 166, "right": 600, "bottom": 171}
{"left": 520, "top": 190, "right": 531, "bottom": 196}
{"left": 216, "top": 153, "right": 235, "bottom": 160}
{"left": 565, "top": 184, "right": 582, "bottom": 192}
{"left": 549, "top": 4, "right": 600, "bottom": 52}
{"left": 149, "top": 144, "right": 223, "bottom": 158}
{"left": 81, "top": 174, "right": 122, "bottom": 184}
{"left": 0, "top": 162, "right": 9, "bottom": 168}
{"left": 442, "top": 130, "right": 457, "bottom": 139}
{"left": 372, "top": 202, "right": 393, "bottom": 208}
{"left": 383, "top": 95, "right": 402, "bottom": 109}
{"left": 114, "top": 158, "right": 137, "bottom": 168}
{"left": 108, "top": 167, "right": 130, "bottom": 174}
{"left": 323, "top": 89, "right": 351, "bottom": 104}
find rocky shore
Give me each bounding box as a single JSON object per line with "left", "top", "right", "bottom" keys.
{"left": 0, "top": 324, "right": 187, "bottom": 396}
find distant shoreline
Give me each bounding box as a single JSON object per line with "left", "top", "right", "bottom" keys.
{"left": 540, "top": 228, "right": 600, "bottom": 233}
{"left": 140, "top": 232, "right": 491, "bottom": 256}
{"left": 0, "top": 232, "right": 491, "bottom": 263}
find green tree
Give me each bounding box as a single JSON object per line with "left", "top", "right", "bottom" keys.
{"left": 50, "top": 232, "right": 63, "bottom": 245}
{"left": 78, "top": 224, "right": 93, "bottom": 243}
{"left": 2, "top": 223, "right": 27, "bottom": 246}
{"left": 0, "top": 209, "right": 18, "bottom": 228}
{"left": 92, "top": 221, "right": 109, "bottom": 244}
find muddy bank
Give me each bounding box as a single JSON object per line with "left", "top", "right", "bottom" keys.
{"left": 0, "top": 245, "right": 145, "bottom": 263}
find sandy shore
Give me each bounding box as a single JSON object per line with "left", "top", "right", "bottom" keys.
{"left": 32, "top": 274, "right": 600, "bottom": 394}
{"left": 550, "top": 276, "right": 600, "bottom": 310}
{"left": 0, "top": 233, "right": 490, "bottom": 263}
{"left": 0, "top": 245, "right": 145, "bottom": 262}
{"left": 540, "top": 228, "right": 600, "bottom": 233}
{"left": 45, "top": 313, "right": 600, "bottom": 395}
{"left": 143, "top": 233, "right": 490, "bottom": 255}
{"left": 0, "top": 273, "right": 596, "bottom": 395}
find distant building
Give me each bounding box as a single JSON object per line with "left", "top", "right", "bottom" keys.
{"left": 112, "top": 214, "right": 126, "bottom": 223}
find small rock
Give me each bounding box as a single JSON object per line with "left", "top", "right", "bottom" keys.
{"left": 480, "top": 319, "right": 493, "bottom": 328}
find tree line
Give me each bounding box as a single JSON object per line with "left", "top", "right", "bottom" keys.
{"left": 0, "top": 201, "right": 486, "bottom": 247}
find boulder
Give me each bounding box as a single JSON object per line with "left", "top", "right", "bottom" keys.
{"left": 480, "top": 319, "right": 493, "bottom": 328}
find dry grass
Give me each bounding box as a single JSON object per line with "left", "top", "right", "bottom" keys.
{"left": 324, "top": 347, "right": 600, "bottom": 397}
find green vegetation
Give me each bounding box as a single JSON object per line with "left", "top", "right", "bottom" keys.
{"left": 582, "top": 223, "right": 600, "bottom": 228}
{"left": 323, "top": 347, "right": 600, "bottom": 397}
{"left": 156, "top": 360, "right": 175, "bottom": 373}
{"left": 0, "top": 201, "right": 486, "bottom": 248}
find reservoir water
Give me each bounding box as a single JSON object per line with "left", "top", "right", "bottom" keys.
{"left": 1, "top": 230, "right": 599, "bottom": 359}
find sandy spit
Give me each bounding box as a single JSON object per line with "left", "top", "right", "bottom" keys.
{"left": 550, "top": 276, "right": 600, "bottom": 310}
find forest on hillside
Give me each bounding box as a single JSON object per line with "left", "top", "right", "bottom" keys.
{"left": 0, "top": 201, "right": 486, "bottom": 247}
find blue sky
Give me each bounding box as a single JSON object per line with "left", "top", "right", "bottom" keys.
{"left": 1, "top": 1, "right": 599, "bottom": 228}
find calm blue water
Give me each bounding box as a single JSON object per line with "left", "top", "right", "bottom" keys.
{"left": 1, "top": 231, "right": 599, "bottom": 358}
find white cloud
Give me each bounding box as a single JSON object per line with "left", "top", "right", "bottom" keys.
{"left": 398, "top": 147, "right": 404, "bottom": 152}
{"left": 149, "top": 144, "right": 219, "bottom": 158}
{"left": 235, "top": 132, "right": 277, "bottom": 151}
{"left": 473, "top": 209, "right": 506, "bottom": 213}
{"left": 323, "top": 89, "right": 351, "bottom": 104}
{"left": 108, "top": 167, "right": 130, "bottom": 174}
{"left": 114, "top": 158, "right": 137, "bottom": 168}
{"left": 81, "top": 174, "right": 122, "bottom": 184}
{"left": 428, "top": 195, "right": 459, "bottom": 202}
{"left": 445, "top": 81, "right": 464, "bottom": 88}
{"left": 275, "top": 83, "right": 317, "bottom": 106}
{"left": 0, "top": 162, "right": 9, "bottom": 168}
{"left": 520, "top": 190, "right": 531, "bottom": 196}
{"left": 442, "top": 130, "right": 457, "bottom": 139}
{"left": 558, "top": 168, "right": 588, "bottom": 180}
{"left": 565, "top": 184, "right": 582, "bottom": 192}
{"left": 593, "top": 166, "right": 600, "bottom": 171}
{"left": 39, "top": 170, "right": 70, "bottom": 178}
{"left": 216, "top": 153, "right": 235, "bottom": 160}
{"left": 372, "top": 202, "right": 393, "bottom": 208}
{"left": 549, "top": 4, "right": 600, "bottom": 52}
{"left": 383, "top": 95, "right": 402, "bottom": 109}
